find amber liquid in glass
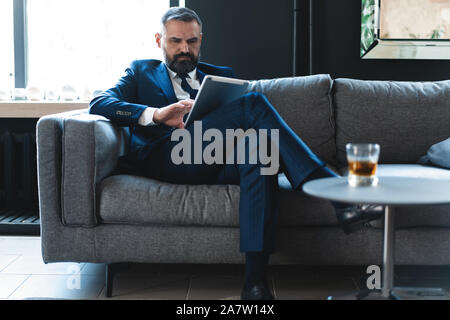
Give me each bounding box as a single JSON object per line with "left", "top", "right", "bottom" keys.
{"left": 348, "top": 160, "right": 377, "bottom": 177}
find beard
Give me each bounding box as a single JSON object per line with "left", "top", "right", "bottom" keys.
{"left": 164, "top": 50, "right": 200, "bottom": 74}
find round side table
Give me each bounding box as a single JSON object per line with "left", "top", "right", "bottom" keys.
{"left": 303, "top": 176, "right": 450, "bottom": 300}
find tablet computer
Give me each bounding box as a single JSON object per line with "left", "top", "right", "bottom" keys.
{"left": 184, "top": 75, "right": 249, "bottom": 128}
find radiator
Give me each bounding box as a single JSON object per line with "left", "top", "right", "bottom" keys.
{"left": 0, "top": 131, "right": 38, "bottom": 209}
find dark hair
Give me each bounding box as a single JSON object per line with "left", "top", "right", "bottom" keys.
{"left": 161, "top": 7, "right": 203, "bottom": 32}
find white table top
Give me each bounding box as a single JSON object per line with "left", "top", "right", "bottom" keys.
{"left": 303, "top": 176, "right": 450, "bottom": 206}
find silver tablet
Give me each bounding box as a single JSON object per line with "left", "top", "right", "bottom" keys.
{"left": 184, "top": 75, "right": 249, "bottom": 128}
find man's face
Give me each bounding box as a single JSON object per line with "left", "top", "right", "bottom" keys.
{"left": 156, "top": 19, "right": 203, "bottom": 74}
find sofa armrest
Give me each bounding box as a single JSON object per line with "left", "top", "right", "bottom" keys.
{"left": 37, "top": 109, "right": 128, "bottom": 228}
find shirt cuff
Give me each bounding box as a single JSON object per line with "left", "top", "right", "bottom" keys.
{"left": 138, "top": 107, "right": 158, "bottom": 126}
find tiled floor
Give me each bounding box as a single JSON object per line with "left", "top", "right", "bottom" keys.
{"left": 1, "top": 236, "right": 450, "bottom": 300}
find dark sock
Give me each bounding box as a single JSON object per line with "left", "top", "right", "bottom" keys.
{"left": 245, "top": 252, "right": 269, "bottom": 287}
{"left": 331, "top": 201, "right": 352, "bottom": 210}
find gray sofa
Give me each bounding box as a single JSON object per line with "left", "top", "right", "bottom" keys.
{"left": 37, "top": 75, "right": 450, "bottom": 290}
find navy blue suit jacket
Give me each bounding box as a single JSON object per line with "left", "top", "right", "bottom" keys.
{"left": 89, "top": 59, "right": 234, "bottom": 162}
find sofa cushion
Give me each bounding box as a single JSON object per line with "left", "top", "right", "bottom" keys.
{"left": 98, "top": 174, "right": 338, "bottom": 228}
{"left": 248, "top": 75, "right": 337, "bottom": 166}
{"left": 98, "top": 164, "right": 450, "bottom": 229}
{"left": 418, "top": 138, "right": 450, "bottom": 169}
{"left": 334, "top": 78, "right": 450, "bottom": 168}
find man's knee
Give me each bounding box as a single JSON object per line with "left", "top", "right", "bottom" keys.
{"left": 244, "top": 92, "right": 265, "bottom": 103}
{"left": 243, "top": 92, "right": 271, "bottom": 111}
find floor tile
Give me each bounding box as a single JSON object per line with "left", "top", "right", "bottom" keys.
{"left": 80, "top": 263, "right": 106, "bottom": 276}
{"left": 8, "top": 274, "right": 104, "bottom": 300}
{"left": 0, "top": 237, "right": 41, "bottom": 257}
{"left": 2, "top": 236, "right": 450, "bottom": 300}
{"left": 394, "top": 266, "right": 450, "bottom": 279}
{"left": 153, "top": 263, "right": 204, "bottom": 277}
{"left": 0, "top": 255, "right": 20, "bottom": 272}
{"left": 390, "top": 278, "right": 450, "bottom": 300}
{"left": 127, "top": 263, "right": 163, "bottom": 275}
{"left": 188, "top": 275, "right": 245, "bottom": 300}
{"left": 273, "top": 265, "right": 367, "bottom": 279}
{"left": 395, "top": 277, "right": 450, "bottom": 291}
{"left": 2, "top": 255, "right": 84, "bottom": 275}
{"left": 273, "top": 273, "right": 358, "bottom": 300}
{"left": 354, "top": 275, "right": 376, "bottom": 291}
{"left": 189, "top": 264, "right": 244, "bottom": 278}
{"left": 0, "top": 274, "right": 29, "bottom": 299}
{"left": 353, "top": 275, "right": 450, "bottom": 296}
{"left": 99, "top": 273, "right": 190, "bottom": 300}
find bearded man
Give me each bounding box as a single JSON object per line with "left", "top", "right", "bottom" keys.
{"left": 89, "top": 7, "right": 383, "bottom": 300}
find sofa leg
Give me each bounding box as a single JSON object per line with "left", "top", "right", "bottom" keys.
{"left": 105, "top": 264, "right": 114, "bottom": 298}
{"left": 105, "top": 263, "right": 131, "bottom": 298}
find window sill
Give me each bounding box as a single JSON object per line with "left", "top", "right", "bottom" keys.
{"left": 0, "top": 101, "right": 89, "bottom": 118}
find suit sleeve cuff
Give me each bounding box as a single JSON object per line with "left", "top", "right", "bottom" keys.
{"left": 138, "top": 107, "right": 158, "bottom": 126}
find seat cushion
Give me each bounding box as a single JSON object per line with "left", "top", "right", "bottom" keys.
{"left": 99, "top": 164, "right": 450, "bottom": 229}
{"left": 98, "top": 175, "right": 241, "bottom": 227}
{"left": 98, "top": 174, "right": 338, "bottom": 228}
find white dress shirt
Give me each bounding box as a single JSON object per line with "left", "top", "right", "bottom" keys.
{"left": 138, "top": 66, "right": 200, "bottom": 126}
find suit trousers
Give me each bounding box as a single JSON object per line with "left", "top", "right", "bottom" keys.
{"left": 143, "top": 92, "right": 326, "bottom": 253}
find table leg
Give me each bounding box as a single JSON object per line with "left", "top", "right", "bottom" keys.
{"left": 334, "top": 204, "right": 449, "bottom": 300}
{"left": 329, "top": 205, "right": 395, "bottom": 300}
{"left": 382, "top": 205, "right": 395, "bottom": 298}
{"left": 382, "top": 206, "right": 449, "bottom": 300}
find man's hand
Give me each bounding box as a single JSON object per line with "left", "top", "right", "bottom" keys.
{"left": 153, "top": 99, "right": 194, "bottom": 129}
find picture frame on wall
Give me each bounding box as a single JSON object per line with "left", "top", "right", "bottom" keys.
{"left": 360, "top": 0, "right": 450, "bottom": 59}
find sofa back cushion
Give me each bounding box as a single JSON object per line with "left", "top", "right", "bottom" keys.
{"left": 334, "top": 79, "right": 450, "bottom": 167}
{"left": 248, "top": 75, "right": 336, "bottom": 166}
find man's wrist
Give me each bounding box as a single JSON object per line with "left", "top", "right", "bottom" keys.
{"left": 153, "top": 109, "right": 161, "bottom": 124}
{"left": 138, "top": 107, "right": 158, "bottom": 126}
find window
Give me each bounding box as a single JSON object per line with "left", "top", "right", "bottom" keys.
{"left": 3, "top": 0, "right": 184, "bottom": 99}
{"left": 26, "top": 0, "right": 171, "bottom": 94}
{"left": 0, "top": 0, "right": 14, "bottom": 95}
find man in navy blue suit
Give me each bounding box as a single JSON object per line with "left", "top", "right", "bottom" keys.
{"left": 90, "top": 7, "right": 382, "bottom": 300}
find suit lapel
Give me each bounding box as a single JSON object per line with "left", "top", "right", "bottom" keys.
{"left": 152, "top": 63, "right": 212, "bottom": 102}
{"left": 152, "top": 63, "right": 178, "bottom": 104}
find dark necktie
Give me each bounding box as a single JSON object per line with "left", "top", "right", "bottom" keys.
{"left": 177, "top": 73, "right": 199, "bottom": 99}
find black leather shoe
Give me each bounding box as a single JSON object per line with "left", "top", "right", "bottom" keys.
{"left": 241, "top": 283, "right": 275, "bottom": 300}
{"left": 335, "top": 204, "right": 384, "bottom": 234}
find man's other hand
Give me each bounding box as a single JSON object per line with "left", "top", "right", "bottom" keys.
{"left": 153, "top": 100, "right": 194, "bottom": 129}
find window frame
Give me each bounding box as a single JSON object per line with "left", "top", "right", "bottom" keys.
{"left": 13, "top": 0, "right": 27, "bottom": 88}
